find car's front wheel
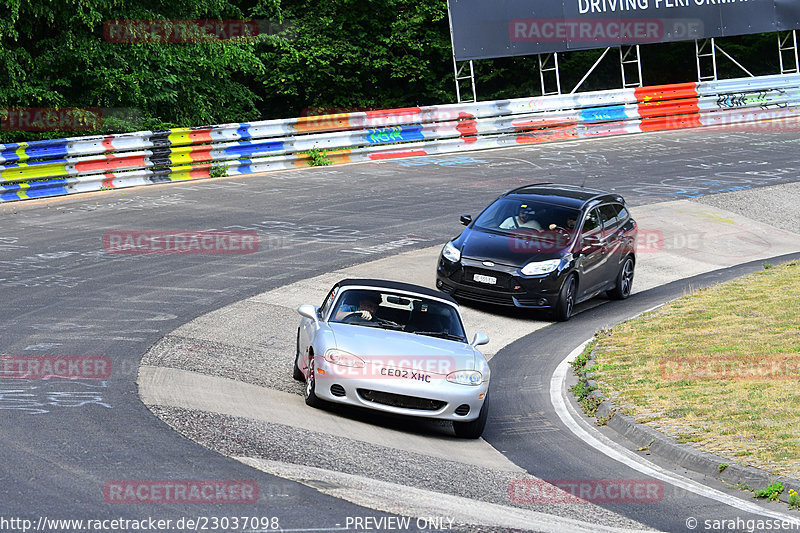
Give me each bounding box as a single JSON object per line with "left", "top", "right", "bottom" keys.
{"left": 453, "top": 396, "right": 488, "bottom": 439}
{"left": 607, "top": 256, "right": 635, "bottom": 300}
{"left": 304, "top": 356, "right": 322, "bottom": 408}
{"left": 553, "top": 274, "right": 577, "bottom": 322}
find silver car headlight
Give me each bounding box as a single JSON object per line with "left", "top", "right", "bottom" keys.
{"left": 520, "top": 258, "right": 562, "bottom": 276}
{"left": 324, "top": 349, "right": 365, "bottom": 368}
{"left": 446, "top": 370, "right": 483, "bottom": 386}
{"left": 442, "top": 241, "right": 461, "bottom": 263}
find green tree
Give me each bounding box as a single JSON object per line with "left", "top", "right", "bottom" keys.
{"left": 258, "top": 0, "right": 452, "bottom": 116}
{"left": 0, "top": 0, "right": 279, "bottom": 142}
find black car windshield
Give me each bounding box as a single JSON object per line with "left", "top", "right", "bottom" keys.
{"left": 330, "top": 289, "right": 467, "bottom": 341}
{"left": 474, "top": 198, "right": 581, "bottom": 239}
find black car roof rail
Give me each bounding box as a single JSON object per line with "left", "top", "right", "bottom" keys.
{"left": 505, "top": 182, "right": 554, "bottom": 195}
{"left": 504, "top": 182, "right": 613, "bottom": 207}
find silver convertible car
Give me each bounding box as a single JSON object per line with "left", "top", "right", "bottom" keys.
{"left": 294, "top": 279, "right": 491, "bottom": 438}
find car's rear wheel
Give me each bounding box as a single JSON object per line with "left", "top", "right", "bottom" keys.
{"left": 293, "top": 329, "right": 304, "bottom": 381}
{"left": 453, "top": 396, "right": 488, "bottom": 439}
{"left": 553, "top": 274, "right": 576, "bottom": 322}
{"left": 607, "top": 256, "right": 635, "bottom": 300}
{"left": 304, "top": 356, "right": 322, "bottom": 408}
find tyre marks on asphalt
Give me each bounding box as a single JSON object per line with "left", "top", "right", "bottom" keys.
{"left": 0, "top": 380, "right": 111, "bottom": 415}
{"left": 5, "top": 126, "right": 800, "bottom": 525}
{"left": 139, "top": 185, "right": 800, "bottom": 529}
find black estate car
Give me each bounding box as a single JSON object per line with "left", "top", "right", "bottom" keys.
{"left": 436, "top": 183, "right": 637, "bottom": 321}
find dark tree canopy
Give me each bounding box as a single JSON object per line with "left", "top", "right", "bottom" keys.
{"left": 0, "top": 0, "right": 779, "bottom": 142}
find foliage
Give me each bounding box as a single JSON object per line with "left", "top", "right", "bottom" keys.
{"left": 0, "top": 0, "right": 278, "bottom": 143}
{"left": 588, "top": 260, "right": 800, "bottom": 477}
{"left": 306, "top": 147, "right": 332, "bottom": 166}
{"left": 0, "top": 0, "right": 784, "bottom": 145}
{"left": 570, "top": 378, "right": 602, "bottom": 417}
{"left": 570, "top": 339, "right": 596, "bottom": 372}
{"left": 753, "top": 481, "right": 784, "bottom": 501}
{"left": 209, "top": 162, "right": 229, "bottom": 177}
{"left": 261, "top": 0, "right": 452, "bottom": 117}
{"left": 789, "top": 488, "right": 800, "bottom": 510}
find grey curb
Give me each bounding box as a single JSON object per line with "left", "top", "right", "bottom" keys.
{"left": 575, "top": 345, "right": 800, "bottom": 504}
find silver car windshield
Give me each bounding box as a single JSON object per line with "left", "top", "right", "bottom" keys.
{"left": 330, "top": 289, "right": 467, "bottom": 342}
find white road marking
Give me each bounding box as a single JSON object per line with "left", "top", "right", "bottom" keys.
{"left": 551, "top": 339, "right": 800, "bottom": 524}
{"left": 237, "top": 457, "right": 652, "bottom": 533}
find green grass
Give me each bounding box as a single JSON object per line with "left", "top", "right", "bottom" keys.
{"left": 591, "top": 260, "right": 800, "bottom": 477}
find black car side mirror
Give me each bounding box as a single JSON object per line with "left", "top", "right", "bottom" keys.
{"left": 582, "top": 234, "right": 603, "bottom": 248}
{"left": 460, "top": 215, "right": 472, "bottom": 226}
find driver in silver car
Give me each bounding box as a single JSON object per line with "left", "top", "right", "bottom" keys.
{"left": 334, "top": 292, "right": 380, "bottom": 321}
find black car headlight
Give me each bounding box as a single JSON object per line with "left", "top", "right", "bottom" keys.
{"left": 520, "top": 259, "right": 561, "bottom": 276}
{"left": 442, "top": 241, "right": 461, "bottom": 263}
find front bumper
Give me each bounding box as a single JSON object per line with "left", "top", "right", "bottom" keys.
{"left": 313, "top": 359, "right": 488, "bottom": 421}
{"left": 436, "top": 256, "right": 563, "bottom": 308}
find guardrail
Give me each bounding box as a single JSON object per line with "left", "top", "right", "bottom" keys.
{"left": 2, "top": 73, "right": 800, "bottom": 202}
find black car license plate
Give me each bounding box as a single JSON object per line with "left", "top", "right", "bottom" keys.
{"left": 473, "top": 273, "right": 497, "bottom": 285}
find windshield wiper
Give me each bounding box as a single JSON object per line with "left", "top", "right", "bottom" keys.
{"left": 412, "top": 331, "right": 466, "bottom": 342}
{"left": 352, "top": 320, "right": 404, "bottom": 331}
{"left": 376, "top": 318, "right": 404, "bottom": 330}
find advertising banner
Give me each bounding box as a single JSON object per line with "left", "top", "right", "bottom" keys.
{"left": 449, "top": 0, "right": 800, "bottom": 60}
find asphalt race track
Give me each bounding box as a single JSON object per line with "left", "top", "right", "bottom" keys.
{"left": 487, "top": 255, "right": 800, "bottom": 531}
{"left": 2, "top": 126, "right": 800, "bottom": 532}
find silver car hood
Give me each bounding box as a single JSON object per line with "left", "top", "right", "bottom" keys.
{"left": 328, "top": 323, "right": 478, "bottom": 372}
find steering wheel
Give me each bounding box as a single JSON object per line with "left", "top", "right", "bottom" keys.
{"left": 342, "top": 312, "right": 370, "bottom": 323}
{"left": 548, "top": 223, "right": 571, "bottom": 235}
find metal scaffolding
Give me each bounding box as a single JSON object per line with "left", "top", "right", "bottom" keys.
{"left": 538, "top": 53, "right": 562, "bottom": 96}
{"left": 448, "top": 30, "right": 799, "bottom": 101}
{"left": 779, "top": 30, "right": 800, "bottom": 75}
{"left": 452, "top": 59, "right": 476, "bottom": 104}
{"left": 695, "top": 38, "right": 755, "bottom": 82}
{"left": 620, "top": 45, "right": 643, "bottom": 88}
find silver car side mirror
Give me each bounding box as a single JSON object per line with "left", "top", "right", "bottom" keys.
{"left": 297, "top": 304, "right": 319, "bottom": 322}
{"left": 471, "top": 332, "right": 489, "bottom": 346}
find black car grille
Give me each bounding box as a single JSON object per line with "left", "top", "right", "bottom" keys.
{"left": 357, "top": 389, "right": 446, "bottom": 411}
{"left": 463, "top": 267, "right": 515, "bottom": 290}
{"left": 453, "top": 288, "right": 514, "bottom": 306}
{"left": 330, "top": 384, "right": 346, "bottom": 397}
{"left": 455, "top": 404, "right": 471, "bottom": 416}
